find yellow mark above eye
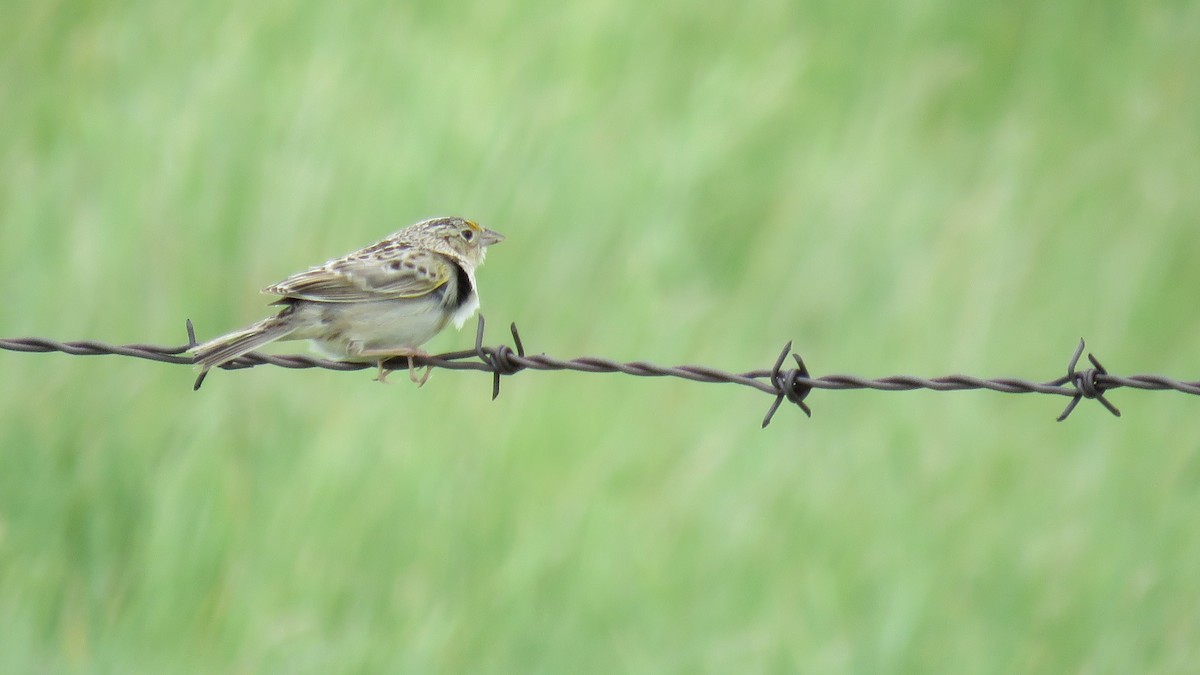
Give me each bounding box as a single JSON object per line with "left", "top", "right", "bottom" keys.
{"left": 460, "top": 220, "right": 484, "bottom": 241}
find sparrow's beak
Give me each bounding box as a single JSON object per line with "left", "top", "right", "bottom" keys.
{"left": 479, "top": 228, "right": 505, "bottom": 246}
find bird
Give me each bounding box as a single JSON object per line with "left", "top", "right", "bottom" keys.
{"left": 192, "top": 216, "right": 504, "bottom": 387}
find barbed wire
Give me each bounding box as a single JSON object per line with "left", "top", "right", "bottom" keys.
{"left": 2, "top": 316, "right": 1198, "bottom": 427}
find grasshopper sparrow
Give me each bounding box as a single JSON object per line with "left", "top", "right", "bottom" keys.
{"left": 193, "top": 216, "right": 504, "bottom": 385}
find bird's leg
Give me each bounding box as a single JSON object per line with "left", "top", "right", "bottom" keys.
{"left": 409, "top": 356, "right": 432, "bottom": 387}
{"left": 353, "top": 347, "right": 432, "bottom": 386}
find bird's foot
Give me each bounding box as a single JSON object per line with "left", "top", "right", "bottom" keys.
{"left": 357, "top": 348, "right": 431, "bottom": 386}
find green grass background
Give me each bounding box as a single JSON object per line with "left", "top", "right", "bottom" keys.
{"left": 2, "top": 0, "right": 1199, "bottom": 671}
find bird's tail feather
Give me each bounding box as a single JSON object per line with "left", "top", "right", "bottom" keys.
{"left": 192, "top": 316, "right": 293, "bottom": 371}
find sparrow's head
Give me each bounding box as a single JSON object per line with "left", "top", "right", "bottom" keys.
{"left": 404, "top": 216, "right": 504, "bottom": 267}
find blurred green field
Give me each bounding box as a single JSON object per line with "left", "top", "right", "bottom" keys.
{"left": 2, "top": 0, "right": 1199, "bottom": 671}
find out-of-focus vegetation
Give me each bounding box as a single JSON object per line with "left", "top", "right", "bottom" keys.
{"left": 2, "top": 0, "right": 1198, "bottom": 671}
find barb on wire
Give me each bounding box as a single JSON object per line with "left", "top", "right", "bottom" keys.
{"left": 1056, "top": 338, "right": 1120, "bottom": 421}
{"left": 3, "top": 318, "right": 1199, "bottom": 426}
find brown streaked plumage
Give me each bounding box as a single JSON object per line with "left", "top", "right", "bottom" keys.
{"left": 192, "top": 216, "right": 504, "bottom": 384}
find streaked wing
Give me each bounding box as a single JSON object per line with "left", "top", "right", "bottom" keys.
{"left": 264, "top": 248, "right": 453, "bottom": 303}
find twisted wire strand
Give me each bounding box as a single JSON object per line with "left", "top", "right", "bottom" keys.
{"left": 3, "top": 319, "right": 1198, "bottom": 427}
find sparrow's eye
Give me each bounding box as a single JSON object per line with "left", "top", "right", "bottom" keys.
{"left": 460, "top": 229, "right": 474, "bottom": 241}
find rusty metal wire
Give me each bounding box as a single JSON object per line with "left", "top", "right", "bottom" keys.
{"left": 3, "top": 317, "right": 1198, "bottom": 427}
